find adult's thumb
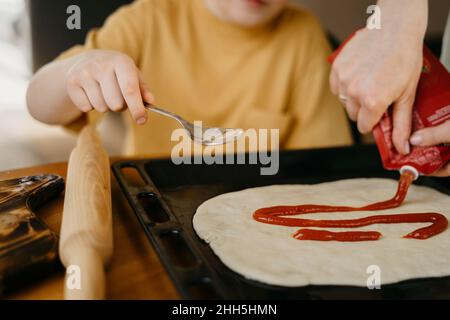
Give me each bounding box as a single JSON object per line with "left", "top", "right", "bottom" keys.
{"left": 410, "top": 120, "right": 450, "bottom": 147}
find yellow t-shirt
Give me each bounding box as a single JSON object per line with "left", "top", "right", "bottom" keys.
{"left": 59, "top": 0, "right": 352, "bottom": 156}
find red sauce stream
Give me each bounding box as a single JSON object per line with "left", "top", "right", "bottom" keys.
{"left": 252, "top": 171, "right": 448, "bottom": 241}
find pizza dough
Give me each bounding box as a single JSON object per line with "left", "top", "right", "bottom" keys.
{"left": 193, "top": 178, "right": 450, "bottom": 287}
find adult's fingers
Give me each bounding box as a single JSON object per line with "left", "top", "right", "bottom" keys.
{"left": 410, "top": 120, "right": 450, "bottom": 146}
{"left": 81, "top": 78, "right": 109, "bottom": 113}
{"left": 343, "top": 97, "right": 360, "bottom": 122}
{"left": 114, "top": 59, "right": 147, "bottom": 125}
{"left": 356, "top": 96, "right": 388, "bottom": 134}
{"left": 332, "top": 66, "right": 358, "bottom": 120}
{"left": 66, "top": 82, "right": 93, "bottom": 112}
{"left": 98, "top": 70, "right": 125, "bottom": 112}
{"left": 391, "top": 96, "right": 414, "bottom": 155}
{"left": 329, "top": 66, "right": 340, "bottom": 95}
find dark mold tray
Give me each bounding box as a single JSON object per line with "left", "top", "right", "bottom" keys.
{"left": 112, "top": 145, "right": 450, "bottom": 299}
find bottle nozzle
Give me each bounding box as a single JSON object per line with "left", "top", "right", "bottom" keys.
{"left": 399, "top": 165, "right": 419, "bottom": 181}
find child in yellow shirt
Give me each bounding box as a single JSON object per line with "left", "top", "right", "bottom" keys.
{"left": 27, "top": 0, "right": 352, "bottom": 156}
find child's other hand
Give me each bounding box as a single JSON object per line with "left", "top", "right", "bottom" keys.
{"left": 65, "top": 50, "right": 155, "bottom": 125}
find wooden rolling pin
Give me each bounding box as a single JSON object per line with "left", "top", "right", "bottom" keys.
{"left": 59, "top": 125, "right": 113, "bottom": 300}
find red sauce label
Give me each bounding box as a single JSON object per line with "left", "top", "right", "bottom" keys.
{"left": 253, "top": 172, "right": 448, "bottom": 241}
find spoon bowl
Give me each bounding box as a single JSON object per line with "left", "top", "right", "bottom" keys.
{"left": 144, "top": 104, "right": 243, "bottom": 146}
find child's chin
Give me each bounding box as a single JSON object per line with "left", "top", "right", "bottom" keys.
{"left": 231, "top": 12, "right": 272, "bottom": 27}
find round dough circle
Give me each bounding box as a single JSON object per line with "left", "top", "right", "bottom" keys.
{"left": 193, "top": 178, "right": 450, "bottom": 287}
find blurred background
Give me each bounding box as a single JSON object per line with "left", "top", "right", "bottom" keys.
{"left": 0, "top": 0, "right": 449, "bottom": 171}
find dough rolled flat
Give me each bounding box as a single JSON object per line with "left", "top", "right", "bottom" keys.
{"left": 193, "top": 178, "right": 450, "bottom": 287}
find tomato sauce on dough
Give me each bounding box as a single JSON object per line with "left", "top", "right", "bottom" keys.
{"left": 253, "top": 171, "right": 448, "bottom": 241}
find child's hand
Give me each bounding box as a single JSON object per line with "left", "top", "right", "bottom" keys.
{"left": 65, "top": 50, "right": 155, "bottom": 125}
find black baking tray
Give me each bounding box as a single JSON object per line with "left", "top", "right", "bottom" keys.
{"left": 112, "top": 145, "right": 450, "bottom": 299}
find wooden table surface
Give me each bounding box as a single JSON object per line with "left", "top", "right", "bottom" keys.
{"left": 2, "top": 161, "right": 179, "bottom": 300}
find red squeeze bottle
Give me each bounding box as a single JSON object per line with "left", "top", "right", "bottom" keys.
{"left": 328, "top": 31, "right": 450, "bottom": 177}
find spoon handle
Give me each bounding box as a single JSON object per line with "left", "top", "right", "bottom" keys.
{"left": 144, "top": 103, "right": 181, "bottom": 122}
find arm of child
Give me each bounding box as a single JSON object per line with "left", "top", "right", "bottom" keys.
{"left": 284, "top": 14, "right": 353, "bottom": 149}
{"left": 26, "top": 0, "right": 155, "bottom": 126}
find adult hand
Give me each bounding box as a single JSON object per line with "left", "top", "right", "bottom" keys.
{"left": 329, "top": 0, "right": 428, "bottom": 155}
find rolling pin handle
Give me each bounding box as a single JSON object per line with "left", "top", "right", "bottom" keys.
{"left": 63, "top": 243, "right": 105, "bottom": 300}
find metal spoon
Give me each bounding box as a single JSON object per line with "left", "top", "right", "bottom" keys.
{"left": 144, "top": 103, "right": 243, "bottom": 146}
